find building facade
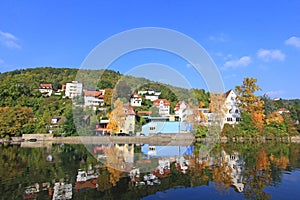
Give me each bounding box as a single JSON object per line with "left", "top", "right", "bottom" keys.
{"left": 130, "top": 94, "right": 142, "bottom": 107}
{"left": 65, "top": 81, "right": 83, "bottom": 98}
{"left": 224, "top": 89, "right": 241, "bottom": 125}
{"left": 84, "top": 90, "right": 105, "bottom": 109}
{"left": 153, "top": 99, "right": 170, "bottom": 116}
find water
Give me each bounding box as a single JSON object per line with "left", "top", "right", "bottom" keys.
{"left": 0, "top": 142, "right": 299, "bottom": 199}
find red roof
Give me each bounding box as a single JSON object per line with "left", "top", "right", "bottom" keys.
{"left": 75, "top": 178, "right": 98, "bottom": 191}
{"left": 224, "top": 89, "right": 233, "bottom": 98}
{"left": 84, "top": 90, "right": 103, "bottom": 98}
{"left": 153, "top": 99, "right": 170, "bottom": 106}
{"left": 124, "top": 104, "right": 135, "bottom": 115}
{"left": 174, "top": 101, "right": 185, "bottom": 111}
{"left": 131, "top": 94, "right": 142, "bottom": 98}
{"left": 39, "top": 83, "right": 53, "bottom": 89}
{"left": 137, "top": 111, "right": 152, "bottom": 115}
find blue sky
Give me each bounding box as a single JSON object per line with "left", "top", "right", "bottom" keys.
{"left": 0, "top": 0, "right": 300, "bottom": 99}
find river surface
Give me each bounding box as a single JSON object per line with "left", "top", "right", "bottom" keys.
{"left": 0, "top": 141, "right": 299, "bottom": 199}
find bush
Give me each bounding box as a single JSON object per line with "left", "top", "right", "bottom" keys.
{"left": 194, "top": 125, "right": 208, "bottom": 138}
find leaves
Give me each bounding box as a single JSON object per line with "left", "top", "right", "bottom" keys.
{"left": 235, "top": 77, "right": 265, "bottom": 133}
{"left": 0, "top": 106, "right": 34, "bottom": 137}
{"left": 106, "top": 99, "right": 126, "bottom": 133}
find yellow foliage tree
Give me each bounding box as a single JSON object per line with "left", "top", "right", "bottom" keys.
{"left": 266, "top": 111, "right": 284, "bottom": 125}
{"left": 235, "top": 77, "right": 265, "bottom": 132}
{"left": 209, "top": 93, "right": 227, "bottom": 128}
{"left": 105, "top": 147, "right": 124, "bottom": 186}
{"left": 106, "top": 98, "right": 126, "bottom": 133}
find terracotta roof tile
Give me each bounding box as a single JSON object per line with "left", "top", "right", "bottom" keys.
{"left": 153, "top": 99, "right": 170, "bottom": 106}
{"left": 39, "top": 83, "right": 53, "bottom": 89}
{"left": 84, "top": 90, "right": 103, "bottom": 98}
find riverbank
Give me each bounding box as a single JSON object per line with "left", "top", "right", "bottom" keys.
{"left": 2, "top": 134, "right": 300, "bottom": 146}
{"left": 196, "top": 135, "right": 300, "bottom": 143}
{"left": 8, "top": 133, "right": 195, "bottom": 146}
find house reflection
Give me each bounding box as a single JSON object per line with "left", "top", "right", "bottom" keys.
{"left": 220, "top": 150, "right": 245, "bottom": 193}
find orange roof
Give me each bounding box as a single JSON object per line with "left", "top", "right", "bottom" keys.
{"left": 84, "top": 90, "right": 103, "bottom": 98}
{"left": 75, "top": 178, "right": 98, "bottom": 191}
{"left": 131, "top": 94, "right": 142, "bottom": 98}
{"left": 174, "top": 101, "right": 185, "bottom": 111}
{"left": 137, "top": 110, "right": 152, "bottom": 115}
{"left": 153, "top": 99, "right": 170, "bottom": 106}
{"left": 39, "top": 83, "right": 53, "bottom": 89}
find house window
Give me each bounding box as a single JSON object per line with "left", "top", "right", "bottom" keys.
{"left": 149, "top": 126, "right": 156, "bottom": 131}
{"left": 235, "top": 109, "right": 239, "bottom": 113}
{"left": 149, "top": 146, "right": 156, "bottom": 151}
{"left": 227, "top": 117, "right": 233, "bottom": 122}
{"left": 236, "top": 117, "right": 242, "bottom": 122}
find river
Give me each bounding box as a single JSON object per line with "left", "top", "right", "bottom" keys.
{"left": 0, "top": 141, "right": 299, "bottom": 199}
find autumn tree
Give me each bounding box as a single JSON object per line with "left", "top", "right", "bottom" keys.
{"left": 106, "top": 98, "right": 126, "bottom": 133}
{"left": 244, "top": 148, "right": 272, "bottom": 199}
{"left": 209, "top": 93, "right": 227, "bottom": 134}
{"left": 0, "top": 106, "right": 34, "bottom": 138}
{"left": 235, "top": 77, "right": 265, "bottom": 132}
{"left": 103, "top": 88, "right": 113, "bottom": 107}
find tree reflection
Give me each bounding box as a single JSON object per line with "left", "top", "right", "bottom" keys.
{"left": 244, "top": 148, "right": 272, "bottom": 200}
{"left": 211, "top": 151, "right": 233, "bottom": 194}
{"left": 186, "top": 154, "right": 210, "bottom": 187}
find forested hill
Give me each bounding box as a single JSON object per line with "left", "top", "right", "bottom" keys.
{"left": 0, "top": 67, "right": 210, "bottom": 138}
{"left": 0, "top": 67, "right": 210, "bottom": 107}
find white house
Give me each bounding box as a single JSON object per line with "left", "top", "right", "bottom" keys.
{"left": 84, "top": 90, "right": 105, "bottom": 109}
{"left": 174, "top": 101, "right": 193, "bottom": 122}
{"left": 130, "top": 94, "right": 142, "bottom": 107}
{"left": 39, "top": 83, "right": 53, "bottom": 96}
{"left": 123, "top": 104, "right": 136, "bottom": 135}
{"left": 65, "top": 81, "right": 83, "bottom": 98}
{"left": 223, "top": 89, "right": 241, "bottom": 124}
{"left": 153, "top": 99, "right": 170, "bottom": 116}
{"left": 138, "top": 89, "right": 161, "bottom": 101}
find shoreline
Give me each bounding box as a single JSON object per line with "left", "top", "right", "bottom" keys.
{"left": 1, "top": 134, "right": 299, "bottom": 147}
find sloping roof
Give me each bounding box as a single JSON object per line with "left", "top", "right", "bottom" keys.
{"left": 224, "top": 89, "right": 233, "bottom": 98}
{"left": 131, "top": 94, "right": 142, "bottom": 98}
{"left": 39, "top": 83, "right": 53, "bottom": 89}
{"left": 123, "top": 104, "right": 136, "bottom": 115}
{"left": 84, "top": 90, "right": 103, "bottom": 98}
{"left": 137, "top": 110, "right": 152, "bottom": 115}
{"left": 75, "top": 178, "right": 98, "bottom": 191}
{"left": 153, "top": 99, "right": 170, "bottom": 106}
{"left": 174, "top": 101, "right": 187, "bottom": 111}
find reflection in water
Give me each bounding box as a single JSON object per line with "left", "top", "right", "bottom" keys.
{"left": 0, "top": 142, "right": 299, "bottom": 199}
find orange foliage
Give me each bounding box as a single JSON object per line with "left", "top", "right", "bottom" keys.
{"left": 252, "top": 112, "right": 265, "bottom": 132}
{"left": 266, "top": 111, "right": 284, "bottom": 125}
{"left": 269, "top": 154, "right": 289, "bottom": 170}
{"left": 256, "top": 148, "right": 270, "bottom": 170}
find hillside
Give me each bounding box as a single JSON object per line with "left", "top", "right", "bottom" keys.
{"left": 0, "top": 67, "right": 210, "bottom": 138}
